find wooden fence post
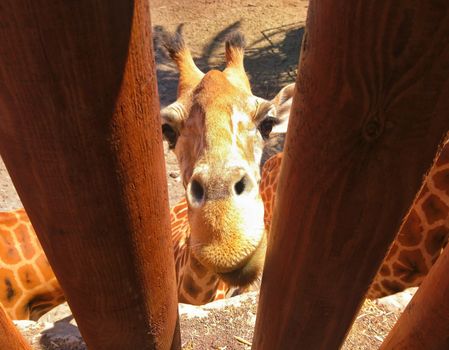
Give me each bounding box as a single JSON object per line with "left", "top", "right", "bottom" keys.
{"left": 252, "top": 0, "right": 449, "bottom": 349}
{"left": 380, "top": 232, "right": 449, "bottom": 349}
{"left": 0, "top": 308, "right": 31, "bottom": 350}
{"left": 0, "top": 1, "right": 180, "bottom": 349}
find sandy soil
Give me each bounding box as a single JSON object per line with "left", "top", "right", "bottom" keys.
{"left": 0, "top": 1, "right": 403, "bottom": 349}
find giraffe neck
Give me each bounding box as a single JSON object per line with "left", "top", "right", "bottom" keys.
{"left": 170, "top": 200, "right": 233, "bottom": 304}
{"left": 0, "top": 209, "right": 65, "bottom": 320}
{"left": 177, "top": 250, "right": 226, "bottom": 304}
{"left": 256, "top": 139, "right": 449, "bottom": 300}
{"left": 367, "top": 139, "right": 449, "bottom": 298}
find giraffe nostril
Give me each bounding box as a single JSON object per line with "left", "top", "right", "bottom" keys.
{"left": 190, "top": 179, "right": 205, "bottom": 203}
{"left": 234, "top": 175, "right": 248, "bottom": 195}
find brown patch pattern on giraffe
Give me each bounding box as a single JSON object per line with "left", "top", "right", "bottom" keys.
{"left": 1, "top": 210, "right": 70, "bottom": 319}
{"left": 397, "top": 209, "right": 423, "bottom": 247}
{"left": 422, "top": 194, "right": 449, "bottom": 225}
{"left": 381, "top": 280, "right": 405, "bottom": 295}
{"left": 0, "top": 212, "right": 19, "bottom": 226}
{"left": 16, "top": 223, "right": 36, "bottom": 259}
{"left": 1, "top": 144, "right": 285, "bottom": 316}
{"left": 0, "top": 230, "right": 21, "bottom": 265}
{"left": 182, "top": 274, "right": 201, "bottom": 299}
{"left": 0, "top": 268, "right": 22, "bottom": 307}
{"left": 379, "top": 265, "right": 390, "bottom": 276}
{"left": 264, "top": 187, "right": 273, "bottom": 203}
{"left": 18, "top": 265, "right": 41, "bottom": 290}
{"left": 392, "top": 249, "right": 427, "bottom": 284}
{"left": 371, "top": 283, "right": 381, "bottom": 292}
{"left": 434, "top": 168, "right": 449, "bottom": 197}
{"left": 425, "top": 225, "right": 449, "bottom": 256}
{"left": 1, "top": 136, "right": 447, "bottom": 315}
{"left": 190, "top": 256, "right": 207, "bottom": 278}
{"left": 260, "top": 153, "right": 282, "bottom": 230}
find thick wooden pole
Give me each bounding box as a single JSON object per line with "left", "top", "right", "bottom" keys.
{"left": 0, "top": 308, "right": 31, "bottom": 350}
{"left": 380, "top": 244, "right": 449, "bottom": 349}
{"left": 253, "top": 1, "right": 449, "bottom": 349}
{"left": 0, "top": 1, "right": 180, "bottom": 349}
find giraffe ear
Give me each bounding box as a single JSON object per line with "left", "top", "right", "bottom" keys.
{"left": 160, "top": 101, "right": 186, "bottom": 149}
{"left": 253, "top": 97, "right": 277, "bottom": 140}
{"left": 269, "top": 83, "right": 296, "bottom": 134}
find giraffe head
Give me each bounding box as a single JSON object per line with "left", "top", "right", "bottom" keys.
{"left": 160, "top": 32, "right": 281, "bottom": 287}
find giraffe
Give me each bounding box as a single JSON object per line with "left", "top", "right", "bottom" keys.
{"left": 0, "top": 31, "right": 286, "bottom": 318}
{"left": 0, "top": 161, "right": 279, "bottom": 318}
{"left": 252, "top": 83, "right": 449, "bottom": 298}
{"left": 243, "top": 77, "right": 449, "bottom": 298}
{"left": 161, "top": 41, "right": 449, "bottom": 299}
{"left": 367, "top": 138, "right": 449, "bottom": 298}
{"left": 0, "top": 138, "right": 284, "bottom": 318}
{"left": 0, "top": 209, "right": 64, "bottom": 320}
{"left": 258, "top": 139, "right": 449, "bottom": 299}
{"left": 166, "top": 75, "right": 449, "bottom": 303}
{"left": 2, "top": 31, "right": 448, "bottom": 319}
{"left": 168, "top": 126, "right": 292, "bottom": 305}
{"left": 159, "top": 31, "right": 285, "bottom": 295}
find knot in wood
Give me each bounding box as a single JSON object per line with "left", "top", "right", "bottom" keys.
{"left": 363, "top": 120, "right": 383, "bottom": 141}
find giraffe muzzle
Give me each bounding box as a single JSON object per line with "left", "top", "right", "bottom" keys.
{"left": 217, "top": 232, "right": 267, "bottom": 287}
{"left": 186, "top": 166, "right": 256, "bottom": 208}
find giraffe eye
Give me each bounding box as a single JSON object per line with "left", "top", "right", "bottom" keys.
{"left": 162, "top": 123, "right": 178, "bottom": 149}
{"left": 258, "top": 117, "right": 276, "bottom": 140}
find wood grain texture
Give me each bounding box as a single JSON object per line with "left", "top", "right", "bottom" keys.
{"left": 0, "top": 1, "right": 180, "bottom": 349}
{"left": 253, "top": 0, "right": 449, "bottom": 349}
{"left": 0, "top": 307, "right": 31, "bottom": 350}
{"left": 380, "top": 240, "right": 449, "bottom": 349}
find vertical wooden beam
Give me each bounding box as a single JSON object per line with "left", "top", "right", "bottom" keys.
{"left": 380, "top": 235, "right": 449, "bottom": 349}
{"left": 0, "top": 308, "right": 31, "bottom": 350}
{"left": 0, "top": 1, "right": 180, "bottom": 349}
{"left": 253, "top": 1, "right": 449, "bottom": 349}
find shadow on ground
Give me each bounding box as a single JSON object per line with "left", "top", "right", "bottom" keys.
{"left": 153, "top": 21, "right": 304, "bottom": 107}
{"left": 39, "top": 315, "right": 86, "bottom": 350}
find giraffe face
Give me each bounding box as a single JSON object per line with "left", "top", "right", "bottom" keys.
{"left": 160, "top": 32, "right": 279, "bottom": 287}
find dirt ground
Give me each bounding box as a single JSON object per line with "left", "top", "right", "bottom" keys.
{"left": 179, "top": 297, "right": 401, "bottom": 350}
{"left": 0, "top": 1, "right": 403, "bottom": 349}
